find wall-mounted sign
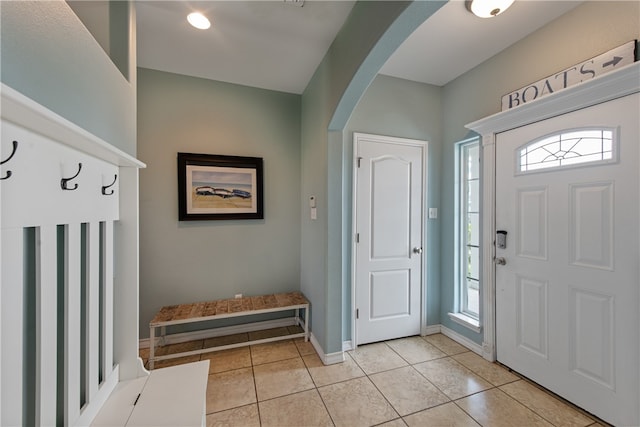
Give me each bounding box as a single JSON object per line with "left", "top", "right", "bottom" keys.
{"left": 502, "top": 40, "right": 638, "bottom": 111}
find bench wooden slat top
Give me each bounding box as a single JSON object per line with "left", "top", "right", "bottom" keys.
{"left": 150, "top": 292, "right": 309, "bottom": 327}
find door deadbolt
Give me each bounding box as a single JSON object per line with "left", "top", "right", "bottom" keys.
{"left": 496, "top": 230, "right": 507, "bottom": 249}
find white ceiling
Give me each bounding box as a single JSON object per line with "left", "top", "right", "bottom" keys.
{"left": 136, "top": 1, "right": 356, "bottom": 94}
{"left": 380, "top": 1, "right": 582, "bottom": 86}
{"left": 136, "top": 1, "right": 582, "bottom": 94}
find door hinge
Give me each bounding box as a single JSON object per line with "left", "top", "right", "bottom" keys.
{"left": 357, "top": 157, "right": 362, "bottom": 168}
{"left": 356, "top": 308, "right": 359, "bottom": 319}
{"left": 355, "top": 233, "right": 360, "bottom": 243}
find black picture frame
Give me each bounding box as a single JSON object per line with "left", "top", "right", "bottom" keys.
{"left": 177, "top": 152, "right": 264, "bottom": 221}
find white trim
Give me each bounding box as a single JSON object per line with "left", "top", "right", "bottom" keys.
{"left": 138, "top": 317, "right": 297, "bottom": 349}
{"left": 351, "top": 132, "right": 429, "bottom": 347}
{"left": 1, "top": 83, "right": 146, "bottom": 426}
{"left": 1, "top": 228, "right": 24, "bottom": 426}
{"left": 455, "top": 137, "right": 482, "bottom": 320}
{"left": 440, "top": 325, "right": 483, "bottom": 356}
{"left": 346, "top": 324, "right": 481, "bottom": 354}
{"left": 480, "top": 131, "right": 497, "bottom": 362}
{"left": 0, "top": 84, "right": 143, "bottom": 168}
{"left": 466, "top": 62, "right": 640, "bottom": 364}
{"left": 75, "top": 365, "right": 119, "bottom": 427}
{"left": 422, "top": 324, "right": 441, "bottom": 336}
{"left": 467, "top": 62, "right": 640, "bottom": 135}
{"left": 448, "top": 312, "right": 481, "bottom": 333}
{"left": 36, "top": 226, "right": 57, "bottom": 425}
{"left": 311, "top": 333, "right": 344, "bottom": 365}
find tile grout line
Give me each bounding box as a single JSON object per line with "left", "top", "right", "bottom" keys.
{"left": 497, "top": 379, "right": 600, "bottom": 427}
{"left": 153, "top": 334, "right": 470, "bottom": 422}
{"left": 354, "top": 339, "right": 508, "bottom": 426}
{"left": 292, "top": 337, "right": 336, "bottom": 426}
{"left": 352, "top": 341, "right": 450, "bottom": 424}
{"left": 302, "top": 356, "right": 338, "bottom": 427}
{"left": 248, "top": 344, "right": 262, "bottom": 425}
{"left": 361, "top": 343, "right": 402, "bottom": 422}
{"left": 155, "top": 333, "right": 605, "bottom": 427}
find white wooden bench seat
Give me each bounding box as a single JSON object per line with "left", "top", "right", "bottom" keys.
{"left": 149, "top": 292, "right": 310, "bottom": 369}
{"left": 92, "top": 361, "right": 209, "bottom": 427}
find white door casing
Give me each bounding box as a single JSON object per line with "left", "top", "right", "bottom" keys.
{"left": 495, "top": 93, "right": 638, "bottom": 426}
{"left": 467, "top": 64, "right": 640, "bottom": 364}
{"left": 352, "top": 133, "right": 427, "bottom": 346}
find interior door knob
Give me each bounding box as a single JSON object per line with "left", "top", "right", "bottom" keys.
{"left": 413, "top": 247, "right": 423, "bottom": 254}
{"left": 495, "top": 257, "right": 507, "bottom": 265}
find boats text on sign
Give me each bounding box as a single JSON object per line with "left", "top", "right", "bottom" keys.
{"left": 502, "top": 40, "right": 638, "bottom": 111}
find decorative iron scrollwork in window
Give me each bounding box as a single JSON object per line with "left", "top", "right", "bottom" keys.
{"left": 518, "top": 128, "right": 615, "bottom": 173}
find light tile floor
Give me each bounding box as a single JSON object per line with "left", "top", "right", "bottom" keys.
{"left": 139, "top": 329, "right": 607, "bottom": 427}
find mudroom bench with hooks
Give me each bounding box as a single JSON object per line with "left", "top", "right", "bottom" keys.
{"left": 148, "top": 291, "right": 310, "bottom": 369}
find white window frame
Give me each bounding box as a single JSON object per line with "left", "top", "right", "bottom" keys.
{"left": 517, "top": 127, "right": 617, "bottom": 174}
{"left": 450, "top": 137, "right": 481, "bottom": 332}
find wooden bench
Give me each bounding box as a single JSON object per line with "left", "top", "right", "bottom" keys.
{"left": 148, "top": 292, "right": 310, "bottom": 369}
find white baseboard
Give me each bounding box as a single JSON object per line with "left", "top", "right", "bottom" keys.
{"left": 344, "top": 324, "right": 448, "bottom": 351}
{"left": 345, "top": 324, "right": 440, "bottom": 351}
{"left": 143, "top": 320, "right": 482, "bottom": 364}
{"left": 310, "top": 333, "right": 345, "bottom": 365}
{"left": 440, "top": 325, "right": 484, "bottom": 356}
{"left": 422, "top": 324, "right": 442, "bottom": 336}
{"left": 139, "top": 318, "right": 297, "bottom": 349}
{"left": 341, "top": 325, "right": 482, "bottom": 357}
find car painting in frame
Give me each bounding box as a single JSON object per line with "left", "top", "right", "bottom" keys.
{"left": 178, "top": 153, "right": 264, "bottom": 220}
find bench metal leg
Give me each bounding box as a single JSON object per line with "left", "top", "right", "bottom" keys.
{"left": 149, "top": 326, "right": 155, "bottom": 370}
{"left": 304, "top": 305, "right": 309, "bottom": 342}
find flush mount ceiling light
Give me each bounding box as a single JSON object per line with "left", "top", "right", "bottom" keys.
{"left": 467, "top": 0, "right": 515, "bottom": 18}
{"left": 187, "top": 12, "right": 211, "bottom": 30}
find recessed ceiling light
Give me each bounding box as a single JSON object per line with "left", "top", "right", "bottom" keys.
{"left": 467, "top": 0, "right": 515, "bottom": 18}
{"left": 187, "top": 12, "right": 211, "bottom": 30}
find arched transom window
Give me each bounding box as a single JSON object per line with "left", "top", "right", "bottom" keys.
{"left": 518, "top": 128, "right": 615, "bottom": 173}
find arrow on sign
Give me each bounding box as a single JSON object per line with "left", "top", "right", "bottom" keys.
{"left": 602, "top": 56, "right": 623, "bottom": 68}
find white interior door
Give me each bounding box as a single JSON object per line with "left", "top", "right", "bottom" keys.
{"left": 495, "top": 93, "right": 639, "bottom": 426}
{"left": 354, "top": 133, "right": 426, "bottom": 345}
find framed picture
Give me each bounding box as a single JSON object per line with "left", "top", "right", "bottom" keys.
{"left": 177, "top": 152, "right": 264, "bottom": 221}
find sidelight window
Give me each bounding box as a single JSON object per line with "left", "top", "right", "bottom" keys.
{"left": 452, "top": 137, "right": 481, "bottom": 330}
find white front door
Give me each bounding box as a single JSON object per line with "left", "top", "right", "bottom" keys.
{"left": 353, "top": 133, "right": 426, "bottom": 345}
{"left": 495, "top": 93, "right": 639, "bottom": 426}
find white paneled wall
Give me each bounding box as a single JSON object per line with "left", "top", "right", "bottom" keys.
{"left": 0, "top": 84, "right": 145, "bottom": 426}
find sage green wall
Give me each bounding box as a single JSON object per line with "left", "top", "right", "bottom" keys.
{"left": 343, "top": 75, "right": 443, "bottom": 339}
{"left": 0, "top": 0, "right": 136, "bottom": 155}
{"left": 137, "top": 68, "right": 301, "bottom": 339}
{"left": 301, "top": 1, "right": 414, "bottom": 355}
{"left": 440, "top": 1, "right": 640, "bottom": 343}
{"left": 301, "top": 1, "right": 445, "bottom": 355}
